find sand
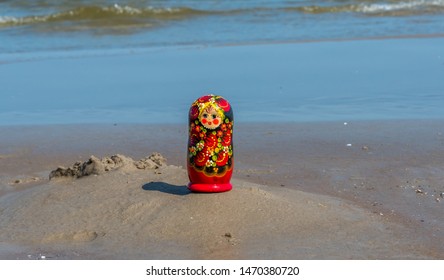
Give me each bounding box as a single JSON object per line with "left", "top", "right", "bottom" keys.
{"left": 0, "top": 155, "right": 434, "bottom": 259}
{"left": 1, "top": 122, "right": 443, "bottom": 259}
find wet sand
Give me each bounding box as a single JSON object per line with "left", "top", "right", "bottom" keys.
{"left": 2, "top": 37, "right": 444, "bottom": 125}
{"left": 1, "top": 121, "right": 443, "bottom": 259}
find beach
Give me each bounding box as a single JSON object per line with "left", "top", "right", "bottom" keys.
{"left": 1, "top": 8, "right": 444, "bottom": 258}
{"left": 1, "top": 119, "right": 444, "bottom": 259}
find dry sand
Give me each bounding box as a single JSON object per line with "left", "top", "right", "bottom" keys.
{"left": 0, "top": 155, "right": 435, "bottom": 259}
{"left": 1, "top": 121, "right": 444, "bottom": 259}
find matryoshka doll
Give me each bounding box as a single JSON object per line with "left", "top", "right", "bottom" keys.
{"left": 187, "top": 94, "right": 234, "bottom": 192}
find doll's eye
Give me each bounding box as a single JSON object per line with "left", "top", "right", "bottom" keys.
{"left": 212, "top": 114, "right": 217, "bottom": 119}
{"left": 203, "top": 113, "right": 208, "bottom": 118}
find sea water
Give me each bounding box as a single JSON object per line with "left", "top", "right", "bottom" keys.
{"left": 1, "top": 0, "right": 444, "bottom": 54}
{"left": 1, "top": 0, "right": 444, "bottom": 125}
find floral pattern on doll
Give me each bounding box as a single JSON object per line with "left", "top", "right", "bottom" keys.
{"left": 188, "top": 95, "right": 233, "bottom": 176}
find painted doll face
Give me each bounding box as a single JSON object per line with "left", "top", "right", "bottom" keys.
{"left": 199, "top": 106, "right": 222, "bottom": 130}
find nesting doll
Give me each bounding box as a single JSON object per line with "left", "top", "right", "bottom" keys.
{"left": 187, "top": 94, "right": 233, "bottom": 192}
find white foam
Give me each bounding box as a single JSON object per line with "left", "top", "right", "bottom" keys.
{"left": 359, "top": 0, "right": 444, "bottom": 13}
{"left": 0, "top": 16, "right": 18, "bottom": 24}
{"left": 108, "top": 4, "right": 142, "bottom": 15}
{"left": 0, "top": 14, "right": 52, "bottom": 26}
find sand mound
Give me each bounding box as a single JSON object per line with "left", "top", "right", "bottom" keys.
{"left": 49, "top": 153, "right": 166, "bottom": 180}
{"left": 0, "top": 154, "right": 438, "bottom": 259}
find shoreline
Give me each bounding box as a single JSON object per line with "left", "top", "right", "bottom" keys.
{"left": 2, "top": 36, "right": 444, "bottom": 126}
{"left": 1, "top": 120, "right": 444, "bottom": 259}
{"left": 2, "top": 32, "right": 444, "bottom": 64}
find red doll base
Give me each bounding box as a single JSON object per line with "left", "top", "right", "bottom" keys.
{"left": 188, "top": 183, "right": 232, "bottom": 193}
{"left": 187, "top": 164, "right": 233, "bottom": 193}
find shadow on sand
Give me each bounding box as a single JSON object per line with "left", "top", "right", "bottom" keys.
{"left": 142, "top": 182, "right": 191, "bottom": 196}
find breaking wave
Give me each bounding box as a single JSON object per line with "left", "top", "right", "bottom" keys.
{"left": 286, "top": 0, "right": 444, "bottom": 16}
{"left": 1, "top": 1, "right": 444, "bottom": 32}
{"left": 0, "top": 4, "right": 211, "bottom": 29}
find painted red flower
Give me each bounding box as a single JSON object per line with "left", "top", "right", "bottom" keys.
{"left": 216, "top": 151, "right": 229, "bottom": 166}
{"left": 205, "top": 134, "right": 218, "bottom": 149}
{"left": 216, "top": 98, "right": 230, "bottom": 112}
{"left": 195, "top": 151, "right": 209, "bottom": 167}
{"left": 222, "top": 131, "right": 232, "bottom": 146}
{"left": 220, "top": 123, "right": 227, "bottom": 131}
{"left": 189, "top": 105, "right": 199, "bottom": 120}
{"left": 197, "top": 95, "right": 213, "bottom": 103}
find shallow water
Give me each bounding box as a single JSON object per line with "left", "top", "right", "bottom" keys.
{"left": 1, "top": 0, "right": 444, "bottom": 55}
{"left": 1, "top": 37, "right": 444, "bottom": 125}
{"left": 1, "top": 1, "right": 444, "bottom": 125}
